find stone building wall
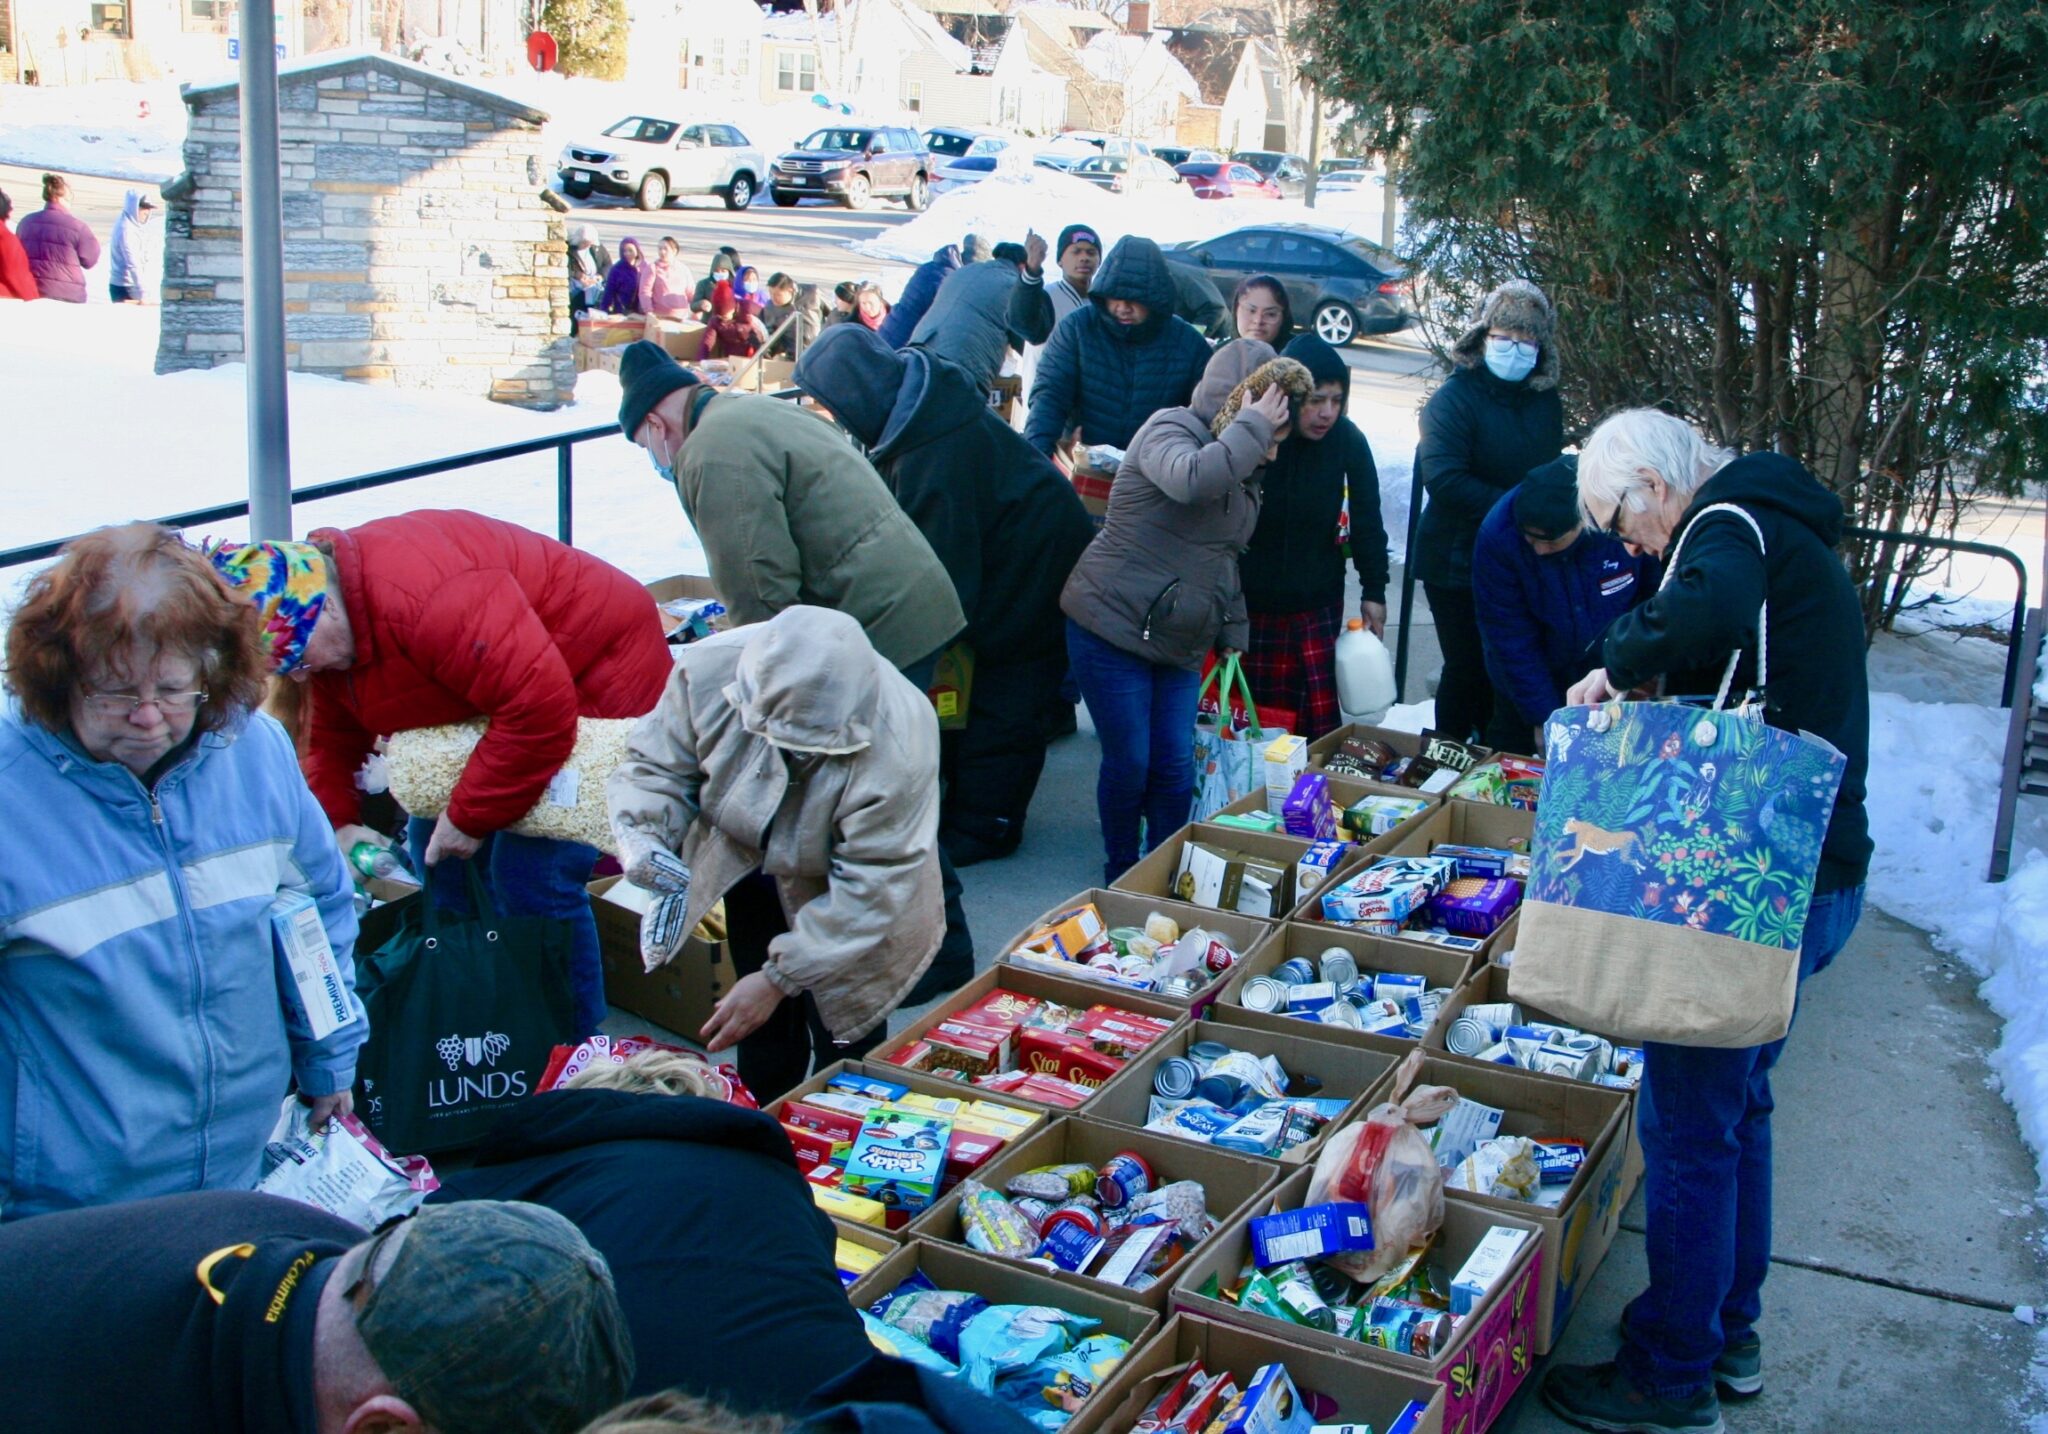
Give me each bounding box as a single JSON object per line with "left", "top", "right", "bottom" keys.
{"left": 157, "top": 54, "right": 574, "bottom": 409}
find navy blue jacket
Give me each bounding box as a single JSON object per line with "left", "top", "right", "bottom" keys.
{"left": 878, "top": 245, "right": 960, "bottom": 347}
{"left": 1024, "top": 236, "right": 1212, "bottom": 456}
{"left": 1473, "top": 487, "right": 1655, "bottom": 727}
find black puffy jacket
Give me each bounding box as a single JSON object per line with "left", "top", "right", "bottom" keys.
{"left": 1601, "top": 452, "right": 1872, "bottom": 892}
{"left": 1024, "top": 236, "right": 1213, "bottom": 456}
{"left": 1412, "top": 364, "right": 1563, "bottom": 588}
{"left": 1241, "top": 333, "right": 1390, "bottom": 614}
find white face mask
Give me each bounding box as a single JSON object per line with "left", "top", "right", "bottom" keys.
{"left": 1484, "top": 335, "right": 1540, "bottom": 383}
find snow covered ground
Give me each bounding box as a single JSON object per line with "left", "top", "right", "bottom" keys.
{"left": 0, "top": 80, "right": 187, "bottom": 182}
{"left": 1, "top": 302, "right": 702, "bottom": 593}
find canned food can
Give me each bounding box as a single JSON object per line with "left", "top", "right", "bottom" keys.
{"left": 1162, "top": 972, "right": 1205, "bottom": 1000}
{"left": 1462, "top": 1001, "right": 1523, "bottom": 1036}
{"left": 1286, "top": 981, "right": 1341, "bottom": 1013}
{"left": 1095, "top": 1151, "right": 1154, "bottom": 1209}
{"left": 1318, "top": 1000, "right": 1365, "bottom": 1030}
{"left": 1240, "top": 976, "right": 1289, "bottom": 1013}
{"left": 1202, "top": 937, "right": 1238, "bottom": 974}
{"left": 1152, "top": 1055, "right": 1200, "bottom": 1100}
{"left": 1275, "top": 957, "right": 1317, "bottom": 986}
{"left": 1191, "top": 1074, "right": 1249, "bottom": 1109}
{"left": 1042, "top": 1202, "right": 1105, "bottom": 1239}
{"left": 1011, "top": 1196, "right": 1057, "bottom": 1232}
{"left": 1187, "top": 1039, "right": 1234, "bottom": 1064}
{"left": 1444, "top": 1015, "right": 1495, "bottom": 1056}
{"left": 1318, "top": 949, "right": 1361, "bottom": 992}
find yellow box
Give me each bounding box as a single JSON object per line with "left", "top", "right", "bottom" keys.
{"left": 1015, "top": 902, "right": 1108, "bottom": 962}
{"left": 812, "top": 1186, "right": 888, "bottom": 1228}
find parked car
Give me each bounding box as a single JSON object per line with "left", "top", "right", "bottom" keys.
{"left": 1072, "top": 154, "right": 1185, "bottom": 196}
{"left": 557, "top": 117, "right": 767, "bottom": 212}
{"left": 1229, "top": 150, "right": 1311, "bottom": 197}
{"left": 769, "top": 126, "right": 933, "bottom": 210}
{"left": 931, "top": 153, "right": 1001, "bottom": 196}
{"left": 1319, "top": 155, "right": 1369, "bottom": 176}
{"left": 1163, "top": 223, "right": 1414, "bottom": 345}
{"left": 924, "top": 126, "right": 1007, "bottom": 159}
{"left": 1316, "top": 169, "right": 1374, "bottom": 194}
{"left": 1153, "top": 146, "right": 1221, "bottom": 168}
{"left": 1175, "top": 161, "right": 1283, "bottom": 201}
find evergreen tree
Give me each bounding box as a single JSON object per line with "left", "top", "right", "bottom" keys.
{"left": 539, "top": 0, "right": 627, "bottom": 81}
{"left": 1303, "top": 0, "right": 2048, "bottom": 627}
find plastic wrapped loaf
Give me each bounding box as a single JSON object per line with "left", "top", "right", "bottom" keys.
{"left": 384, "top": 717, "right": 635, "bottom": 854}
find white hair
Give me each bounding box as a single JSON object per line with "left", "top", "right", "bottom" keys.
{"left": 1576, "top": 408, "right": 1733, "bottom": 522}
{"left": 574, "top": 224, "right": 599, "bottom": 246}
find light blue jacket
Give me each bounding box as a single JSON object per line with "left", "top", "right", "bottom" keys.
{"left": 0, "top": 707, "right": 366, "bottom": 1221}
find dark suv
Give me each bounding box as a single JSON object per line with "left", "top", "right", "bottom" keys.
{"left": 1229, "top": 150, "right": 1311, "bottom": 198}
{"left": 770, "top": 126, "right": 932, "bottom": 211}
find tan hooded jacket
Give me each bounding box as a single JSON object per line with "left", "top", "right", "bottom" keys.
{"left": 606, "top": 607, "right": 942, "bottom": 1042}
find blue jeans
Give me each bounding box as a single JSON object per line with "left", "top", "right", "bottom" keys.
{"left": 406, "top": 818, "right": 606, "bottom": 1037}
{"left": 1066, "top": 620, "right": 1202, "bottom": 884}
{"left": 1619, "top": 883, "right": 1866, "bottom": 1398}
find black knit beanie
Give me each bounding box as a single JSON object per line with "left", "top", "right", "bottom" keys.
{"left": 617, "top": 340, "right": 699, "bottom": 441}
{"left": 1513, "top": 455, "right": 1583, "bottom": 539}
{"left": 1058, "top": 224, "right": 1101, "bottom": 260}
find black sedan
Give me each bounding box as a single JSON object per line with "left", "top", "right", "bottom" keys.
{"left": 1162, "top": 223, "right": 1415, "bottom": 345}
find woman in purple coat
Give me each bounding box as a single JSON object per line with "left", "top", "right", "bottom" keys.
{"left": 601, "top": 236, "right": 649, "bottom": 316}
{"left": 16, "top": 173, "right": 100, "bottom": 303}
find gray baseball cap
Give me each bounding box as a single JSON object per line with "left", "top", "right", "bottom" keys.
{"left": 349, "top": 1200, "right": 635, "bottom": 1434}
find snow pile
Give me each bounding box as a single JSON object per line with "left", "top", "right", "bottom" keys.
{"left": 0, "top": 81, "right": 187, "bottom": 183}
{"left": 0, "top": 301, "right": 705, "bottom": 597}
{"left": 853, "top": 171, "right": 1388, "bottom": 264}
{"left": 1862, "top": 687, "right": 2048, "bottom": 1187}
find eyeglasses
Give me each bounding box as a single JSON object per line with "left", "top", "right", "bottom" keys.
{"left": 1597, "top": 498, "right": 1627, "bottom": 541}
{"left": 82, "top": 688, "right": 209, "bottom": 716}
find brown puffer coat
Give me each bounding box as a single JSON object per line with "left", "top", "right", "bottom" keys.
{"left": 1058, "top": 340, "right": 1282, "bottom": 670}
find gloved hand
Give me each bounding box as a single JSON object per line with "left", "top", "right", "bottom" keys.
{"left": 643, "top": 889, "right": 693, "bottom": 969}
{"left": 619, "top": 834, "right": 694, "bottom": 967}
{"left": 620, "top": 832, "right": 691, "bottom": 893}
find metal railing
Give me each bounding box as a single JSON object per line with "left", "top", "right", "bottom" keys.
{"left": 0, "top": 333, "right": 812, "bottom": 574}
{"left": 1390, "top": 467, "right": 2033, "bottom": 709}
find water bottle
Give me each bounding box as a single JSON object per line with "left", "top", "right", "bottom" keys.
{"left": 1335, "top": 617, "right": 1397, "bottom": 725}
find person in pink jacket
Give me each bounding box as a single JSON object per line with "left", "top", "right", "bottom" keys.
{"left": 644, "top": 235, "right": 694, "bottom": 317}
{"left": 15, "top": 173, "right": 100, "bottom": 303}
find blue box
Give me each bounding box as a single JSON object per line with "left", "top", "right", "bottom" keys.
{"left": 1248, "top": 1201, "right": 1375, "bottom": 1268}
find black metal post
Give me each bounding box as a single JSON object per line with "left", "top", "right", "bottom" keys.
{"left": 556, "top": 440, "right": 574, "bottom": 547}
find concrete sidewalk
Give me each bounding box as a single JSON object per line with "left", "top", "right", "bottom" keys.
{"left": 944, "top": 656, "right": 2048, "bottom": 1432}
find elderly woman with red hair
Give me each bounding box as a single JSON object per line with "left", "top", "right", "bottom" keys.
{"left": 0, "top": 523, "right": 365, "bottom": 1220}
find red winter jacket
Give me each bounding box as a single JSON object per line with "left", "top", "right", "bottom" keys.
{"left": 305, "top": 510, "right": 674, "bottom": 835}
{"left": 0, "top": 221, "right": 37, "bottom": 300}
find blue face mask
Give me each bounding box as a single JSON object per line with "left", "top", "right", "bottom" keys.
{"left": 646, "top": 434, "right": 672, "bottom": 481}
{"left": 1484, "top": 335, "right": 1539, "bottom": 383}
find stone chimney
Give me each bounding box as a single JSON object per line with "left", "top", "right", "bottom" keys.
{"left": 1124, "top": 1, "right": 1151, "bottom": 34}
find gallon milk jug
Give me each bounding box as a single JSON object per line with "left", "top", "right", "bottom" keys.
{"left": 1335, "top": 618, "right": 1397, "bottom": 725}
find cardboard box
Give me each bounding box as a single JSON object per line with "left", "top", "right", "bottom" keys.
{"left": 1117, "top": 825, "right": 1377, "bottom": 914}
{"left": 1219, "top": 771, "right": 1441, "bottom": 850}
{"left": 1172, "top": 1165, "right": 1541, "bottom": 1434}
{"left": 1384, "top": 804, "right": 1536, "bottom": 862}
{"left": 588, "top": 876, "right": 731, "bottom": 1041}
{"left": 1067, "top": 1313, "right": 1446, "bottom": 1434}
{"left": 849, "top": 1239, "right": 1159, "bottom": 1424}
{"left": 909, "top": 1115, "right": 1282, "bottom": 1310}
{"left": 769, "top": 1058, "right": 1052, "bottom": 1241}
{"left": 647, "top": 317, "right": 707, "bottom": 362}
{"left": 1004, "top": 889, "right": 1274, "bottom": 1014}
{"left": 1304, "top": 724, "right": 1432, "bottom": 770}
{"left": 1214, "top": 921, "right": 1477, "bottom": 1055}
{"left": 1402, "top": 1053, "right": 1633, "bottom": 1353}
{"left": 877, "top": 967, "right": 1188, "bottom": 1112}
{"left": 1088, "top": 1019, "right": 1399, "bottom": 1166}
{"left": 1428, "top": 964, "right": 1638, "bottom": 1096}
{"left": 642, "top": 574, "right": 731, "bottom": 643}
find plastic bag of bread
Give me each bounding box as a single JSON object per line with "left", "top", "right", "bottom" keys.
{"left": 384, "top": 717, "right": 634, "bottom": 854}
{"left": 1305, "top": 1048, "right": 1459, "bottom": 1281}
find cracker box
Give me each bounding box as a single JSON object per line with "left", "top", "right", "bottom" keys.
{"left": 1262, "top": 734, "right": 1311, "bottom": 815}
{"left": 1016, "top": 903, "right": 1109, "bottom": 962}
{"left": 841, "top": 1108, "right": 953, "bottom": 1215}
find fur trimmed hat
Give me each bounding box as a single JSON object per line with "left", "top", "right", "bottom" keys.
{"left": 1449, "top": 278, "right": 1559, "bottom": 390}
{"left": 1210, "top": 356, "right": 1316, "bottom": 437}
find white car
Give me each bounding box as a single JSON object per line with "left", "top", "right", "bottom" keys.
{"left": 931, "top": 153, "right": 1001, "bottom": 196}
{"left": 558, "top": 117, "right": 769, "bottom": 212}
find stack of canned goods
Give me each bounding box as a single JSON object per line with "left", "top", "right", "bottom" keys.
{"left": 1444, "top": 1001, "right": 1643, "bottom": 1089}
{"left": 1238, "top": 947, "right": 1456, "bottom": 1040}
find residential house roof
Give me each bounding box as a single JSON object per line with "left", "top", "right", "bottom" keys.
{"left": 1161, "top": 26, "right": 1240, "bottom": 106}
{"left": 181, "top": 49, "right": 550, "bottom": 123}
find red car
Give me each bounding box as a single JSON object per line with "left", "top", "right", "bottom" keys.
{"left": 1175, "top": 161, "right": 1283, "bottom": 200}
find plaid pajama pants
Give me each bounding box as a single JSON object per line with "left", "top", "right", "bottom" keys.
{"left": 1243, "top": 604, "right": 1344, "bottom": 740}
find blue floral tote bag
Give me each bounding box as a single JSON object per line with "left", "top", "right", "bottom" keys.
{"left": 1509, "top": 505, "right": 1848, "bottom": 1047}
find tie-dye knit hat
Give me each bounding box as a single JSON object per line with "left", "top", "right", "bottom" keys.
{"left": 206, "top": 540, "right": 328, "bottom": 674}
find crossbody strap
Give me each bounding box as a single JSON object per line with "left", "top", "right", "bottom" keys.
{"left": 1658, "top": 502, "right": 1768, "bottom": 711}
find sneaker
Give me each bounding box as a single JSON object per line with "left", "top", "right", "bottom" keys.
{"left": 1542, "top": 1362, "right": 1724, "bottom": 1434}
{"left": 1714, "top": 1333, "right": 1762, "bottom": 1400}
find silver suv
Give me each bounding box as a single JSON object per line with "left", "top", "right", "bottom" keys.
{"left": 558, "top": 117, "right": 768, "bottom": 212}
